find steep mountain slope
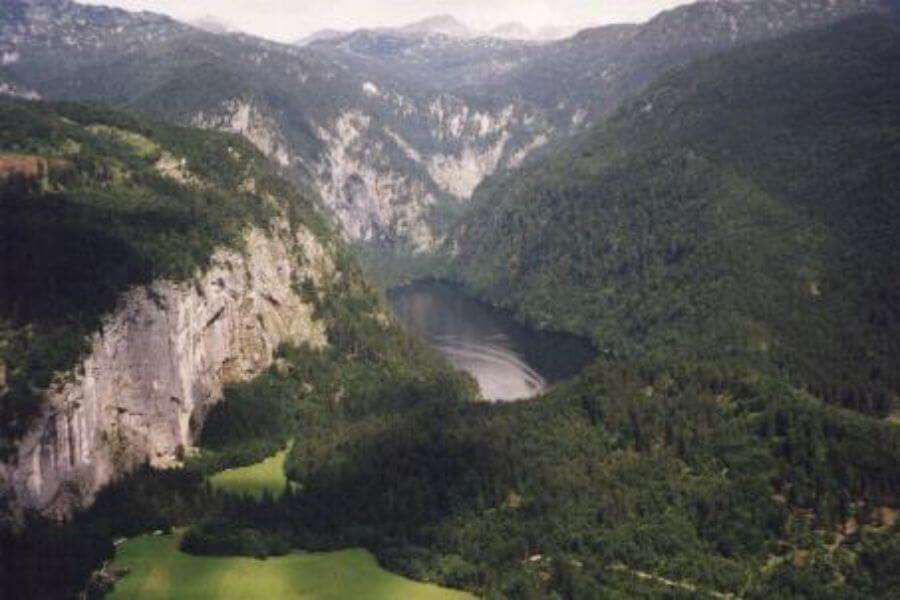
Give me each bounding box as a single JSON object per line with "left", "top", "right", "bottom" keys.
{"left": 307, "top": 29, "right": 544, "bottom": 92}
{"left": 313, "top": 0, "right": 896, "bottom": 129}
{"left": 256, "top": 18, "right": 900, "bottom": 597}
{"left": 3, "top": 0, "right": 892, "bottom": 257}
{"left": 0, "top": 102, "right": 482, "bottom": 598}
{"left": 0, "top": 0, "right": 552, "bottom": 251}
{"left": 296, "top": 29, "right": 345, "bottom": 46}
{"left": 476, "top": 0, "right": 897, "bottom": 126}
{"left": 450, "top": 15, "right": 900, "bottom": 416}
{"left": 1, "top": 9, "right": 899, "bottom": 599}
{"left": 0, "top": 99, "right": 349, "bottom": 516}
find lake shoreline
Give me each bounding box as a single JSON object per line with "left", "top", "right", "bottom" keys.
{"left": 389, "top": 280, "right": 597, "bottom": 402}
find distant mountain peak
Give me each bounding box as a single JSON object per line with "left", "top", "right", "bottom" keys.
{"left": 401, "top": 14, "right": 472, "bottom": 37}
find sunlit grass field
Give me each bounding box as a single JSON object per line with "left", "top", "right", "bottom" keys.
{"left": 208, "top": 445, "right": 293, "bottom": 501}
{"left": 108, "top": 534, "right": 474, "bottom": 600}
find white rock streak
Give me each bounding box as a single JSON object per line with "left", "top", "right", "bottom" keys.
{"left": 193, "top": 100, "right": 292, "bottom": 167}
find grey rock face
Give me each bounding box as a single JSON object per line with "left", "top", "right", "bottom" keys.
{"left": 0, "top": 224, "right": 330, "bottom": 518}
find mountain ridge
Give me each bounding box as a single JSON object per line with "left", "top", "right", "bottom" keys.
{"left": 2, "top": 3, "right": 900, "bottom": 599}
{"left": 3, "top": 0, "right": 892, "bottom": 256}
{"left": 449, "top": 13, "right": 900, "bottom": 416}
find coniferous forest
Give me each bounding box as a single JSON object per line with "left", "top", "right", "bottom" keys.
{"left": 2, "top": 2, "right": 900, "bottom": 599}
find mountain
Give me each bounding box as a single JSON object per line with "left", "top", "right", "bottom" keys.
{"left": 478, "top": 0, "right": 897, "bottom": 126}
{"left": 0, "top": 101, "right": 478, "bottom": 596}
{"left": 308, "top": 28, "right": 542, "bottom": 90}
{"left": 302, "top": 0, "right": 897, "bottom": 251}
{"left": 0, "top": 99, "right": 345, "bottom": 515}
{"left": 2, "top": 0, "right": 892, "bottom": 260}
{"left": 401, "top": 14, "right": 471, "bottom": 38}
{"left": 484, "top": 22, "right": 583, "bottom": 41}
{"left": 2, "top": 3, "right": 900, "bottom": 600}
{"left": 449, "top": 14, "right": 900, "bottom": 416}
{"left": 0, "top": 0, "right": 556, "bottom": 252}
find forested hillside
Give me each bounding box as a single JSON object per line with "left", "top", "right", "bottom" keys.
{"left": 267, "top": 18, "right": 900, "bottom": 598}
{"left": 488, "top": 0, "right": 894, "bottom": 118}
{"left": 4, "top": 0, "right": 893, "bottom": 256}
{"left": 0, "top": 99, "right": 480, "bottom": 597}
{"left": 0, "top": 100, "right": 334, "bottom": 458}
{"left": 2, "top": 4, "right": 900, "bottom": 600}
{"left": 450, "top": 15, "right": 900, "bottom": 417}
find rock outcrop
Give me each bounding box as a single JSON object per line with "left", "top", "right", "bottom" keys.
{"left": 0, "top": 222, "right": 331, "bottom": 518}
{"left": 309, "top": 102, "right": 552, "bottom": 251}
{"left": 192, "top": 100, "right": 293, "bottom": 169}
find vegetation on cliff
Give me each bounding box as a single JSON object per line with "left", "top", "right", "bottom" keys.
{"left": 0, "top": 100, "right": 332, "bottom": 457}
{"left": 3, "top": 12, "right": 900, "bottom": 600}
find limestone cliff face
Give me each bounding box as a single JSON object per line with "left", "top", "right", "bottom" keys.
{"left": 191, "top": 100, "right": 294, "bottom": 169}
{"left": 190, "top": 95, "right": 552, "bottom": 253}
{"left": 314, "top": 111, "right": 439, "bottom": 250}
{"left": 311, "top": 101, "right": 552, "bottom": 251}
{"left": 0, "top": 222, "right": 331, "bottom": 518}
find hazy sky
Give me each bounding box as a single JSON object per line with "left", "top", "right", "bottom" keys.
{"left": 80, "top": 0, "right": 693, "bottom": 42}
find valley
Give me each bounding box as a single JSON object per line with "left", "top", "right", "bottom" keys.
{"left": 4, "top": 0, "right": 892, "bottom": 254}
{"left": 2, "top": 0, "right": 900, "bottom": 599}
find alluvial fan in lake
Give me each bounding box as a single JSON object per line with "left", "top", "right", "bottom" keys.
{"left": 389, "top": 282, "right": 596, "bottom": 401}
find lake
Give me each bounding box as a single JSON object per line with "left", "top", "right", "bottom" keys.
{"left": 389, "top": 281, "right": 596, "bottom": 402}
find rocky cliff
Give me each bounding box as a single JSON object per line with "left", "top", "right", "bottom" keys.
{"left": 0, "top": 101, "right": 341, "bottom": 519}
{"left": 0, "top": 223, "right": 331, "bottom": 518}
{"left": 189, "top": 92, "right": 551, "bottom": 251}
{"left": 310, "top": 101, "right": 550, "bottom": 250}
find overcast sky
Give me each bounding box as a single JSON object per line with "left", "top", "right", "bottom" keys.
{"left": 80, "top": 0, "right": 693, "bottom": 42}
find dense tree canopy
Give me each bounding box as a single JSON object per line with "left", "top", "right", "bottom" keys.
{"left": 450, "top": 15, "right": 900, "bottom": 418}
{"left": 3, "top": 14, "right": 900, "bottom": 600}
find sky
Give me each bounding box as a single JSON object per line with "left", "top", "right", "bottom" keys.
{"left": 80, "top": 0, "right": 693, "bottom": 42}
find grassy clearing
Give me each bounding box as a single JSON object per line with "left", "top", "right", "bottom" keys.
{"left": 208, "top": 444, "right": 293, "bottom": 501}
{"left": 108, "top": 534, "right": 474, "bottom": 600}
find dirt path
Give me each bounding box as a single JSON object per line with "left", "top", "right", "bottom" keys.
{"left": 611, "top": 562, "right": 738, "bottom": 599}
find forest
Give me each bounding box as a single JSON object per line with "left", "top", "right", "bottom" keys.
{"left": 449, "top": 15, "right": 900, "bottom": 419}
{"left": 2, "top": 13, "right": 900, "bottom": 600}
{"left": 0, "top": 101, "right": 333, "bottom": 458}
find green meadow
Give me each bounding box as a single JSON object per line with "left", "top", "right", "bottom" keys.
{"left": 208, "top": 445, "right": 293, "bottom": 501}
{"left": 108, "top": 534, "right": 474, "bottom": 600}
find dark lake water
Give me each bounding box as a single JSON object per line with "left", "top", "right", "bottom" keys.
{"left": 389, "top": 281, "right": 597, "bottom": 402}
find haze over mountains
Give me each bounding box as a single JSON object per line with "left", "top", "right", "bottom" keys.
{"left": 2, "top": 0, "right": 900, "bottom": 598}
{"left": 3, "top": 0, "right": 891, "bottom": 255}
{"left": 297, "top": 14, "right": 587, "bottom": 44}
